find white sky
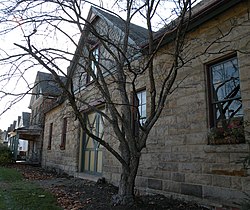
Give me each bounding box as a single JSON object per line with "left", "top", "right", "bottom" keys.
{"left": 0, "top": 0, "right": 179, "bottom": 131}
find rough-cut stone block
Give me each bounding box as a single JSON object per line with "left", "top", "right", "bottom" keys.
{"left": 230, "top": 177, "right": 242, "bottom": 190}
{"left": 185, "top": 173, "right": 212, "bottom": 185}
{"left": 135, "top": 176, "right": 147, "bottom": 188}
{"left": 242, "top": 177, "right": 250, "bottom": 191}
{"left": 172, "top": 172, "right": 185, "bottom": 182}
{"left": 148, "top": 178, "right": 162, "bottom": 190}
{"left": 203, "top": 186, "right": 245, "bottom": 204}
{"left": 171, "top": 153, "right": 190, "bottom": 162}
{"left": 212, "top": 175, "right": 231, "bottom": 188}
{"left": 216, "top": 153, "right": 230, "bottom": 163}
{"left": 161, "top": 171, "right": 172, "bottom": 180}
{"left": 171, "top": 145, "right": 187, "bottom": 152}
{"left": 158, "top": 162, "right": 178, "bottom": 171}
{"left": 163, "top": 180, "right": 181, "bottom": 193}
{"left": 179, "top": 162, "right": 202, "bottom": 173}
{"left": 181, "top": 183, "right": 202, "bottom": 198}
{"left": 191, "top": 152, "right": 216, "bottom": 163}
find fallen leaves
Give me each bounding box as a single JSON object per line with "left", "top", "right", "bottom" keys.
{"left": 8, "top": 163, "right": 209, "bottom": 210}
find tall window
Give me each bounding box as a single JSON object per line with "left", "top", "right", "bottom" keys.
{"left": 82, "top": 110, "right": 104, "bottom": 174}
{"left": 132, "top": 90, "right": 146, "bottom": 137}
{"left": 208, "top": 56, "right": 244, "bottom": 144}
{"left": 137, "top": 90, "right": 147, "bottom": 125}
{"left": 47, "top": 123, "right": 53, "bottom": 150}
{"left": 60, "top": 118, "right": 67, "bottom": 150}
{"left": 89, "top": 47, "right": 99, "bottom": 82}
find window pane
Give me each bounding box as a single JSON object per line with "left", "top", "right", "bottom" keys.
{"left": 215, "top": 99, "right": 243, "bottom": 121}
{"left": 90, "top": 47, "right": 99, "bottom": 81}
{"left": 211, "top": 58, "right": 240, "bottom": 102}
{"left": 141, "top": 91, "right": 146, "bottom": 104}
{"left": 90, "top": 151, "right": 95, "bottom": 172}
{"left": 210, "top": 57, "right": 243, "bottom": 128}
{"left": 84, "top": 152, "right": 89, "bottom": 171}
{"left": 136, "top": 90, "right": 146, "bottom": 124}
{"left": 97, "top": 151, "right": 102, "bottom": 173}
{"left": 141, "top": 104, "right": 146, "bottom": 118}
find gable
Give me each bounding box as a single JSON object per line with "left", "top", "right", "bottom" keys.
{"left": 29, "top": 71, "right": 66, "bottom": 107}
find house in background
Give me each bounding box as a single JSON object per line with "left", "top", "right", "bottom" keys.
{"left": 24, "top": 71, "right": 66, "bottom": 163}
{"left": 40, "top": 0, "right": 250, "bottom": 208}
{"left": 7, "top": 113, "right": 30, "bottom": 160}
{"left": 6, "top": 71, "right": 66, "bottom": 163}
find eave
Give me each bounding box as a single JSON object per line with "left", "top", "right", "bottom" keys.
{"left": 144, "top": 0, "right": 244, "bottom": 50}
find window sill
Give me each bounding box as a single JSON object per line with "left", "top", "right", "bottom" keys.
{"left": 209, "top": 136, "right": 245, "bottom": 145}
{"left": 60, "top": 145, "right": 65, "bottom": 150}
{"left": 204, "top": 140, "right": 249, "bottom": 153}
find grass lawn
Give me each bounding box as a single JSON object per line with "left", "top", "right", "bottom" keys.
{"left": 0, "top": 167, "right": 61, "bottom": 210}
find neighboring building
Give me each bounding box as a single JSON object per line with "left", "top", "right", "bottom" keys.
{"left": 7, "top": 113, "right": 30, "bottom": 160}
{"left": 42, "top": 0, "right": 250, "bottom": 208}
{"left": 6, "top": 71, "right": 66, "bottom": 163}
{"left": 1, "top": 130, "right": 8, "bottom": 145}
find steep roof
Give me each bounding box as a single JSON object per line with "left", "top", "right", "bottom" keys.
{"left": 67, "top": 6, "right": 149, "bottom": 84}
{"left": 35, "top": 71, "right": 67, "bottom": 97}
{"left": 92, "top": 7, "right": 149, "bottom": 45}
{"left": 22, "top": 112, "right": 30, "bottom": 128}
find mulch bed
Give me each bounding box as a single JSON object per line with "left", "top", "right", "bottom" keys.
{"left": 9, "top": 163, "right": 210, "bottom": 210}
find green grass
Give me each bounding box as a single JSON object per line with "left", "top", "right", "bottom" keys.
{"left": 0, "top": 167, "right": 62, "bottom": 210}
{"left": 0, "top": 167, "right": 23, "bottom": 182}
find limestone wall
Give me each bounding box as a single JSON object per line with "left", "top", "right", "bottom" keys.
{"left": 41, "top": 1, "right": 250, "bottom": 207}
{"left": 104, "top": 1, "right": 250, "bottom": 207}
{"left": 42, "top": 103, "right": 80, "bottom": 175}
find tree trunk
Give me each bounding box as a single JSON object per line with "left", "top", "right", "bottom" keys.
{"left": 111, "top": 155, "right": 140, "bottom": 206}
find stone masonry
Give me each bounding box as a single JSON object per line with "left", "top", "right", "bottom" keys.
{"left": 42, "top": 1, "right": 250, "bottom": 208}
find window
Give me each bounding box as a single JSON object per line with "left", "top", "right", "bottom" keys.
{"left": 82, "top": 109, "right": 104, "bottom": 174}
{"left": 137, "top": 90, "right": 147, "bottom": 125}
{"left": 47, "top": 123, "right": 53, "bottom": 150}
{"left": 207, "top": 56, "right": 244, "bottom": 144}
{"left": 89, "top": 47, "right": 99, "bottom": 82}
{"left": 132, "top": 89, "right": 146, "bottom": 137}
{"left": 60, "top": 118, "right": 67, "bottom": 150}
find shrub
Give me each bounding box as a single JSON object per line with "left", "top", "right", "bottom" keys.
{"left": 0, "top": 144, "right": 12, "bottom": 165}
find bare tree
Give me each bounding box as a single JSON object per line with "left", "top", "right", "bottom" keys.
{"left": 1, "top": 0, "right": 247, "bottom": 205}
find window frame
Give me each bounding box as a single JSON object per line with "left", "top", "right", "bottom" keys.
{"left": 132, "top": 89, "right": 146, "bottom": 137}
{"left": 207, "top": 55, "right": 242, "bottom": 127}
{"left": 87, "top": 45, "right": 99, "bottom": 83}
{"left": 206, "top": 54, "right": 244, "bottom": 144}
{"left": 60, "top": 117, "right": 68, "bottom": 150}
{"left": 47, "top": 123, "right": 53, "bottom": 150}
{"left": 136, "top": 90, "right": 147, "bottom": 125}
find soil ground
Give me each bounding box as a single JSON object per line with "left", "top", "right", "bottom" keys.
{"left": 10, "top": 163, "right": 210, "bottom": 210}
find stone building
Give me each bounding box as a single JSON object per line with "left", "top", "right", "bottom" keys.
{"left": 42, "top": 0, "right": 250, "bottom": 208}
{"left": 11, "top": 71, "right": 66, "bottom": 163}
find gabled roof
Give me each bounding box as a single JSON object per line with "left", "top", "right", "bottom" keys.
{"left": 35, "top": 71, "right": 67, "bottom": 97}
{"left": 21, "top": 112, "right": 30, "bottom": 128}
{"left": 67, "top": 6, "right": 149, "bottom": 82}
{"left": 11, "top": 121, "right": 16, "bottom": 130}
{"left": 91, "top": 7, "right": 149, "bottom": 45}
